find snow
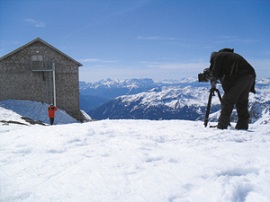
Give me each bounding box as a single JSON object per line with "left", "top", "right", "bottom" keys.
{"left": 1, "top": 100, "right": 270, "bottom": 202}
{"left": 121, "top": 85, "right": 223, "bottom": 109}
{"left": 80, "top": 78, "right": 155, "bottom": 90}
{"left": 0, "top": 100, "right": 79, "bottom": 125}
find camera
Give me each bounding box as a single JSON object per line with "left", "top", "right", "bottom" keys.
{"left": 198, "top": 68, "right": 212, "bottom": 82}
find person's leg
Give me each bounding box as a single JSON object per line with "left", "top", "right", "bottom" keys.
{"left": 218, "top": 93, "right": 235, "bottom": 129}
{"left": 235, "top": 76, "right": 255, "bottom": 129}
{"left": 235, "top": 99, "right": 249, "bottom": 129}
{"left": 50, "top": 118, "right": 54, "bottom": 125}
{"left": 218, "top": 76, "right": 254, "bottom": 129}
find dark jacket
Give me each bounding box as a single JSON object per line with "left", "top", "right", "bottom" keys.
{"left": 210, "top": 52, "right": 256, "bottom": 93}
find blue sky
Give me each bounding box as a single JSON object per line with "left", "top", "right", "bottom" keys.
{"left": 1, "top": 0, "right": 269, "bottom": 82}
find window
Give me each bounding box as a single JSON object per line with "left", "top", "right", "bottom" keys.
{"left": 31, "top": 55, "right": 43, "bottom": 62}
{"left": 31, "top": 55, "right": 44, "bottom": 71}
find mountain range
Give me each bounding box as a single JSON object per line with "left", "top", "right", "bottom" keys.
{"left": 80, "top": 78, "right": 270, "bottom": 124}
{"left": 80, "top": 78, "right": 199, "bottom": 110}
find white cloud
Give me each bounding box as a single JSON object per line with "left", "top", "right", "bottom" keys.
{"left": 24, "top": 18, "right": 46, "bottom": 28}
{"left": 136, "top": 36, "right": 178, "bottom": 41}
{"left": 141, "top": 61, "right": 209, "bottom": 71}
{"left": 80, "top": 58, "right": 100, "bottom": 63}
{"left": 80, "top": 58, "right": 120, "bottom": 64}
{"left": 215, "top": 35, "right": 258, "bottom": 44}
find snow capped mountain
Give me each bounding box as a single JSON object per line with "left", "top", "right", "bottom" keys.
{"left": 80, "top": 78, "right": 159, "bottom": 112}
{"left": 257, "top": 77, "right": 270, "bottom": 84}
{"left": 120, "top": 85, "right": 215, "bottom": 108}
{"left": 79, "top": 78, "right": 207, "bottom": 111}
{"left": 89, "top": 84, "right": 221, "bottom": 120}
{"left": 80, "top": 78, "right": 156, "bottom": 95}
{"left": 89, "top": 78, "right": 270, "bottom": 124}
{"left": 80, "top": 78, "right": 201, "bottom": 99}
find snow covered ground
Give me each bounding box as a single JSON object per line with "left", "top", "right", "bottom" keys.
{"left": 1, "top": 101, "right": 270, "bottom": 202}
{"left": 0, "top": 100, "right": 79, "bottom": 125}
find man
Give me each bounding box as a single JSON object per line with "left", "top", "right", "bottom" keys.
{"left": 209, "top": 48, "right": 256, "bottom": 130}
{"left": 48, "top": 104, "right": 58, "bottom": 125}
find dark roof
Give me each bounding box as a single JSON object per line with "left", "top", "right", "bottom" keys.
{"left": 0, "top": 37, "right": 82, "bottom": 67}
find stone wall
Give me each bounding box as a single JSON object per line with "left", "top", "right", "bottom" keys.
{"left": 0, "top": 41, "right": 81, "bottom": 120}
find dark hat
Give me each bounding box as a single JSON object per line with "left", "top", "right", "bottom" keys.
{"left": 218, "top": 48, "right": 234, "bottom": 53}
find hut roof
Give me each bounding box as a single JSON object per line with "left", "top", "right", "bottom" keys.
{"left": 0, "top": 37, "right": 82, "bottom": 67}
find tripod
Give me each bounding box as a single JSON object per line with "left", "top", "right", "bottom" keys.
{"left": 204, "top": 83, "right": 222, "bottom": 127}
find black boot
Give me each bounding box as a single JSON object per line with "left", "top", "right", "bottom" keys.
{"left": 235, "top": 119, "right": 249, "bottom": 130}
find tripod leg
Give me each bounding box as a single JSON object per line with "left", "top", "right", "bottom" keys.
{"left": 215, "top": 89, "right": 231, "bottom": 127}
{"left": 204, "top": 89, "right": 214, "bottom": 127}
{"left": 215, "top": 89, "right": 222, "bottom": 103}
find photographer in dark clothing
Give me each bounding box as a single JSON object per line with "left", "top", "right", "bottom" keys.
{"left": 209, "top": 48, "right": 256, "bottom": 130}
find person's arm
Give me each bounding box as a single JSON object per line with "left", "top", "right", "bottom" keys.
{"left": 211, "top": 54, "right": 224, "bottom": 80}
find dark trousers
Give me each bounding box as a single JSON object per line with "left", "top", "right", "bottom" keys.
{"left": 218, "top": 75, "right": 255, "bottom": 129}
{"left": 50, "top": 118, "right": 55, "bottom": 125}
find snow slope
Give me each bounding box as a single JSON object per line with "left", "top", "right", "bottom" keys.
{"left": 0, "top": 100, "right": 79, "bottom": 125}
{"left": 1, "top": 102, "right": 270, "bottom": 202}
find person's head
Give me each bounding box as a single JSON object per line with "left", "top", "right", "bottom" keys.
{"left": 218, "top": 48, "right": 234, "bottom": 53}
{"left": 49, "top": 104, "right": 54, "bottom": 109}
{"left": 210, "top": 52, "right": 217, "bottom": 63}
{"left": 210, "top": 48, "right": 234, "bottom": 63}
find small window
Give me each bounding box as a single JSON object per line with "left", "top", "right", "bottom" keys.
{"left": 31, "top": 55, "right": 44, "bottom": 71}
{"left": 31, "top": 55, "right": 43, "bottom": 61}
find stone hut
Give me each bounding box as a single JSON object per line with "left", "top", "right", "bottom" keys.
{"left": 0, "top": 38, "right": 82, "bottom": 120}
